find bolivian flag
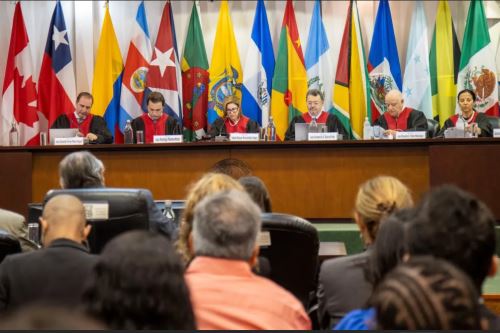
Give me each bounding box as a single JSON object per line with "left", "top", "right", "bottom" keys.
{"left": 271, "top": 0, "right": 308, "bottom": 141}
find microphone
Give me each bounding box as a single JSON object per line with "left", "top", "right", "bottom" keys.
{"left": 214, "top": 119, "right": 228, "bottom": 142}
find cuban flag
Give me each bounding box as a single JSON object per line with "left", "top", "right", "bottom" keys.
{"left": 1, "top": 2, "right": 40, "bottom": 146}
{"left": 305, "top": 0, "right": 333, "bottom": 113}
{"left": 118, "top": 1, "right": 152, "bottom": 142}
{"left": 38, "top": 0, "right": 76, "bottom": 131}
{"left": 144, "top": 0, "right": 182, "bottom": 123}
{"left": 368, "top": 0, "right": 402, "bottom": 122}
{"left": 241, "top": 0, "right": 275, "bottom": 127}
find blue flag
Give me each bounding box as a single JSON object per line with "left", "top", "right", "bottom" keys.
{"left": 241, "top": 0, "right": 275, "bottom": 127}
{"left": 367, "top": 0, "right": 402, "bottom": 122}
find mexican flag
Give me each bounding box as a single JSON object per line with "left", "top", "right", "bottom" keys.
{"left": 457, "top": 0, "right": 499, "bottom": 116}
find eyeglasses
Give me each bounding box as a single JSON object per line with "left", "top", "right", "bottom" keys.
{"left": 226, "top": 107, "right": 239, "bottom": 113}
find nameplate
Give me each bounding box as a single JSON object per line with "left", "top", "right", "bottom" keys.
{"left": 54, "top": 137, "right": 84, "bottom": 145}
{"left": 395, "top": 131, "right": 426, "bottom": 140}
{"left": 494, "top": 129, "right": 500, "bottom": 138}
{"left": 229, "top": 133, "right": 260, "bottom": 142}
{"left": 308, "top": 132, "right": 339, "bottom": 141}
{"left": 258, "top": 231, "right": 271, "bottom": 247}
{"left": 82, "top": 202, "right": 109, "bottom": 220}
{"left": 153, "top": 135, "right": 183, "bottom": 143}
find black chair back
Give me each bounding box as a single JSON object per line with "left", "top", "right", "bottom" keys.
{"left": 486, "top": 116, "right": 500, "bottom": 129}
{"left": 0, "top": 232, "right": 22, "bottom": 263}
{"left": 259, "top": 213, "right": 319, "bottom": 308}
{"left": 427, "top": 118, "right": 440, "bottom": 138}
{"left": 44, "top": 188, "right": 150, "bottom": 254}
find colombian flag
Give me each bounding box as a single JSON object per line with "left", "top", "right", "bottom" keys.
{"left": 92, "top": 4, "right": 124, "bottom": 139}
{"left": 207, "top": 0, "right": 242, "bottom": 125}
{"left": 271, "top": 0, "right": 308, "bottom": 141}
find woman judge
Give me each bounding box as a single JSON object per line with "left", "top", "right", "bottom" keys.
{"left": 436, "top": 89, "right": 493, "bottom": 138}
{"left": 208, "top": 96, "right": 259, "bottom": 138}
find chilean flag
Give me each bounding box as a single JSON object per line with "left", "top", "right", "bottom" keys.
{"left": 1, "top": 2, "right": 40, "bottom": 146}
{"left": 38, "top": 0, "right": 76, "bottom": 131}
{"left": 143, "top": 0, "right": 182, "bottom": 123}
{"left": 118, "top": 1, "right": 152, "bottom": 143}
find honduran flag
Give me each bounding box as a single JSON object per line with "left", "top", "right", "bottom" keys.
{"left": 118, "top": 1, "right": 152, "bottom": 143}
{"left": 144, "top": 0, "right": 183, "bottom": 123}
{"left": 1, "top": 2, "right": 40, "bottom": 146}
{"left": 368, "top": 0, "right": 402, "bottom": 123}
{"left": 38, "top": 0, "right": 76, "bottom": 131}
{"left": 305, "top": 0, "right": 333, "bottom": 114}
{"left": 241, "top": 0, "right": 275, "bottom": 127}
{"left": 91, "top": 3, "right": 123, "bottom": 139}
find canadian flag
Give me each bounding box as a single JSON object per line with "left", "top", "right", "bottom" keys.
{"left": 1, "top": 2, "right": 41, "bottom": 146}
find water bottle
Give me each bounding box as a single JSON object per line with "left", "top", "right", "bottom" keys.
{"left": 309, "top": 117, "right": 319, "bottom": 133}
{"left": 267, "top": 116, "right": 276, "bottom": 141}
{"left": 163, "top": 200, "right": 176, "bottom": 224}
{"left": 124, "top": 120, "right": 134, "bottom": 144}
{"left": 9, "top": 121, "right": 19, "bottom": 146}
{"left": 363, "top": 117, "right": 373, "bottom": 140}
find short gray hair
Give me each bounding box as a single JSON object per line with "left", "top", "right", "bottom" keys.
{"left": 59, "top": 151, "right": 105, "bottom": 189}
{"left": 192, "top": 190, "right": 261, "bottom": 261}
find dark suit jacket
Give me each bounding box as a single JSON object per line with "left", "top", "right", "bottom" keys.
{"left": 316, "top": 249, "right": 373, "bottom": 329}
{"left": 0, "top": 238, "right": 97, "bottom": 312}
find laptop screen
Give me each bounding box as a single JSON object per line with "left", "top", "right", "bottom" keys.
{"left": 49, "top": 128, "right": 78, "bottom": 144}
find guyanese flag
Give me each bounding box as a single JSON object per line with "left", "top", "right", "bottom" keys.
{"left": 271, "top": 0, "right": 308, "bottom": 141}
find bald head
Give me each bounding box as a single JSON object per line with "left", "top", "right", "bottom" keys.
{"left": 385, "top": 90, "right": 404, "bottom": 118}
{"left": 41, "top": 195, "right": 90, "bottom": 246}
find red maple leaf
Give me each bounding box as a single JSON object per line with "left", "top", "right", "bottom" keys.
{"left": 13, "top": 68, "right": 38, "bottom": 127}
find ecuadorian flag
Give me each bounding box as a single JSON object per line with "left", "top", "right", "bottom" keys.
{"left": 92, "top": 4, "right": 124, "bottom": 140}
{"left": 271, "top": 0, "right": 308, "bottom": 141}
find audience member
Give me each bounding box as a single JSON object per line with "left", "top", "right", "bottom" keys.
{"left": 285, "top": 89, "right": 348, "bottom": 141}
{"left": 185, "top": 190, "right": 311, "bottom": 329}
{"left": 208, "top": 158, "right": 252, "bottom": 179}
{"left": 82, "top": 230, "right": 195, "bottom": 330}
{"left": 51, "top": 92, "right": 113, "bottom": 144}
{"left": 373, "top": 89, "right": 428, "bottom": 137}
{"left": 0, "top": 195, "right": 97, "bottom": 311}
{"left": 131, "top": 91, "right": 181, "bottom": 144}
{"left": 317, "top": 176, "right": 413, "bottom": 329}
{"left": 0, "top": 305, "right": 105, "bottom": 330}
{"left": 372, "top": 256, "right": 483, "bottom": 330}
{"left": 177, "top": 173, "right": 244, "bottom": 263}
{"left": 0, "top": 208, "right": 38, "bottom": 252}
{"left": 58, "top": 151, "right": 175, "bottom": 238}
{"left": 406, "top": 184, "right": 499, "bottom": 329}
{"left": 238, "top": 176, "right": 272, "bottom": 212}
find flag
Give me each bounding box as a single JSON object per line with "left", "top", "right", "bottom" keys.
{"left": 145, "top": 0, "right": 182, "bottom": 123}
{"left": 429, "top": 0, "right": 461, "bottom": 125}
{"left": 1, "top": 2, "right": 40, "bottom": 146}
{"left": 457, "top": 0, "right": 499, "bottom": 116}
{"left": 402, "top": 1, "right": 432, "bottom": 119}
{"left": 182, "top": 1, "right": 209, "bottom": 141}
{"left": 490, "top": 22, "right": 500, "bottom": 103}
{"left": 241, "top": 0, "right": 275, "bottom": 127}
{"left": 367, "top": 0, "right": 402, "bottom": 123}
{"left": 207, "top": 0, "right": 243, "bottom": 125}
{"left": 305, "top": 0, "right": 333, "bottom": 114}
{"left": 38, "top": 0, "right": 76, "bottom": 131}
{"left": 118, "top": 1, "right": 152, "bottom": 143}
{"left": 271, "top": 0, "right": 308, "bottom": 141}
{"left": 332, "top": 0, "right": 370, "bottom": 140}
{"left": 91, "top": 4, "right": 123, "bottom": 139}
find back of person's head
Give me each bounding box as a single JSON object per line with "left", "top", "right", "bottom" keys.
{"left": 0, "top": 305, "right": 105, "bottom": 329}
{"left": 371, "top": 256, "right": 482, "bottom": 330}
{"left": 192, "top": 189, "right": 261, "bottom": 262}
{"left": 208, "top": 158, "right": 252, "bottom": 179}
{"left": 238, "top": 176, "right": 272, "bottom": 212}
{"left": 354, "top": 176, "right": 413, "bottom": 244}
{"left": 59, "top": 151, "right": 105, "bottom": 189}
{"left": 177, "top": 173, "right": 244, "bottom": 263}
{"left": 82, "top": 230, "right": 195, "bottom": 330}
{"left": 41, "top": 194, "right": 90, "bottom": 246}
{"left": 366, "top": 208, "right": 417, "bottom": 288}
{"left": 407, "top": 185, "right": 496, "bottom": 292}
